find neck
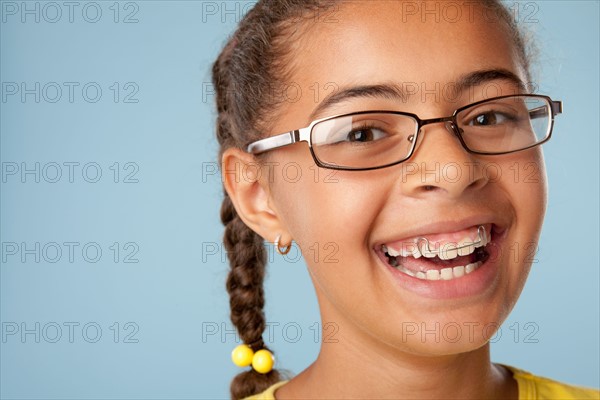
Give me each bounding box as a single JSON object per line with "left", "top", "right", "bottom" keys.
{"left": 277, "top": 319, "right": 517, "bottom": 399}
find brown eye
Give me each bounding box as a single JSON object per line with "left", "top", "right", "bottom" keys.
{"left": 346, "top": 127, "right": 386, "bottom": 142}
{"left": 469, "top": 111, "right": 512, "bottom": 126}
{"left": 348, "top": 129, "right": 373, "bottom": 142}
{"left": 477, "top": 113, "right": 495, "bottom": 125}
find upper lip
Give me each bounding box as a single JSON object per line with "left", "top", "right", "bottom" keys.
{"left": 374, "top": 213, "right": 509, "bottom": 249}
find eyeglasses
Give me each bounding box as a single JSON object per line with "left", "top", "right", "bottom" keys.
{"left": 246, "top": 94, "right": 563, "bottom": 171}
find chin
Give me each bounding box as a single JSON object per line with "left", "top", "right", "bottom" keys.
{"left": 389, "top": 319, "right": 502, "bottom": 357}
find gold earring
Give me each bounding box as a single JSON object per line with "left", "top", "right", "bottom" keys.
{"left": 274, "top": 234, "right": 291, "bottom": 255}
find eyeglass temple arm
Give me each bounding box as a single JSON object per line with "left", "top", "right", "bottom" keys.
{"left": 529, "top": 101, "right": 563, "bottom": 119}
{"left": 551, "top": 100, "right": 563, "bottom": 115}
{"left": 246, "top": 130, "right": 301, "bottom": 154}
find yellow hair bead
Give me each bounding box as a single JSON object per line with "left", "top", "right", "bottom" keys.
{"left": 252, "top": 349, "right": 274, "bottom": 374}
{"left": 231, "top": 344, "right": 254, "bottom": 367}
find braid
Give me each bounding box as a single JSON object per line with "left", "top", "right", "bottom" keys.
{"left": 212, "top": 1, "right": 329, "bottom": 397}
{"left": 221, "top": 195, "right": 281, "bottom": 399}
{"left": 222, "top": 196, "right": 267, "bottom": 343}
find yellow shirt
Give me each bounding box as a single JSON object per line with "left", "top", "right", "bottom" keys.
{"left": 507, "top": 365, "right": 599, "bottom": 400}
{"left": 244, "top": 365, "right": 599, "bottom": 399}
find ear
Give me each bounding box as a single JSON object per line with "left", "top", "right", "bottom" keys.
{"left": 221, "top": 147, "right": 291, "bottom": 245}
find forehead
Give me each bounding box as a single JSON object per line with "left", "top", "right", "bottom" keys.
{"left": 285, "top": 1, "right": 525, "bottom": 108}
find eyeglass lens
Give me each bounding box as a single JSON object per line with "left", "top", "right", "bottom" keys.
{"left": 310, "top": 95, "right": 552, "bottom": 169}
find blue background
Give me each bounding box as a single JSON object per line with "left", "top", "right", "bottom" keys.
{"left": 1, "top": 1, "right": 598, "bottom": 398}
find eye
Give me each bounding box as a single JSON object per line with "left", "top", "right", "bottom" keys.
{"left": 468, "top": 111, "right": 513, "bottom": 127}
{"left": 346, "top": 126, "right": 387, "bottom": 142}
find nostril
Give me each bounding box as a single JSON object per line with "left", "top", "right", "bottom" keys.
{"left": 468, "top": 175, "right": 488, "bottom": 190}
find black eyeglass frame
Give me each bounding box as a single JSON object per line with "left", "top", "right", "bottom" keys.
{"left": 246, "top": 94, "right": 563, "bottom": 171}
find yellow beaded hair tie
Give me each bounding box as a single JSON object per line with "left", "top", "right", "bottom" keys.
{"left": 231, "top": 342, "right": 274, "bottom": 374}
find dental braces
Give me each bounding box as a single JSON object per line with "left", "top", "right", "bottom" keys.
{"left": 415, "top": 225, "right": 489, "bottom": 254}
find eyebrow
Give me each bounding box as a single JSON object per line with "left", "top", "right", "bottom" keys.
{"left": 308, "top": 68, "right": 527, "bottom": 120}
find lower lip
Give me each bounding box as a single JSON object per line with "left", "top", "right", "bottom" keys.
{"left": 375, "top": 228, "right": 507, "bottom": 300}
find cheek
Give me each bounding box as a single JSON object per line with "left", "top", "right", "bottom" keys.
{"left": 276, "top": 168, "right": 387, "bottom": 258}
{"left": 491, "top": 151, "right": 548, "bottom": 305}
{"left": 500, "top": 151, "right": 548, "bottom": 227}
{"left": 269, "top": 162, "right": 393, "bottom": 312}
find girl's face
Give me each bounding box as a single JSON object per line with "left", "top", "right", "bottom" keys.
{"left": 258, "top": 2, "right": 547, "bottom": 355}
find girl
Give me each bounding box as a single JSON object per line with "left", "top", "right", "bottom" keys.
{"left": 212, "top": 1, "right": 599, "bottom": 399}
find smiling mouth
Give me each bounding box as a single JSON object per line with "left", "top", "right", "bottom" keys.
{"left": 380, "top": 224, "right": 492, "bottom": 281}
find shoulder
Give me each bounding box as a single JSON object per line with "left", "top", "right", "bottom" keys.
{"left": 502, "top": 364, "right": 600, "bottom": 400}
{"left": 243, "top": 381, "right": 289, "bottom": 400}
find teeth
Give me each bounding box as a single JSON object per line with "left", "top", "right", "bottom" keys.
{"left": 387, "top": 247, "right": 400, "bottom": 257}
{"left": 440, "top": 267, "right": 453, "bottom": 280}
{"left": 465, "top": 262, "right": 476, "bottom": 274}
{"left": 474, "top": 226, "right": 490, "bottom": 248}
{"left": 465, "top": 262, "right": 481, "bottom": 274}
{"left": 400, "top": 248, "right": 412, "bottom": 257}
{"left": 419, "top": 239, "right": 438, "bottom": 258}
{"left": 426, "top": 270, "right": 440, "bottom": 280}
{"left": 412, "top": 245, "right": 422, "bottom": 259}
{"left": 422, "top": 250, "right": 437, "bottom": 258}
{"left": 382, "top": 225, "right": 491, "bottom": 281}
{"left": 400, "top": 261, "right": 483, "bottom": 281}
{"left": 438, "top": 243, "right": 458, "bottom": 260}
{"left": 457, "top": 244, "right": 475, "bottom": 256}
{"left": 385, "top": 225, "right": 490, "bottom": 261}
{"left": 453, "top": 265, "right": 465, "bottom": 277}
{"left": 457, "top": 237, "right": 476, "bottom": 256}
{"left": 383, "top": 243, "right": 421, "bottom": 258}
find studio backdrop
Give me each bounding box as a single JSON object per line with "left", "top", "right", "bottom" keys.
{"left": 1, "top": 1, "right": 598, "bottom": 399}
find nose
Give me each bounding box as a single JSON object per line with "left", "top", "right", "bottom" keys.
{"left": 399, "top": 120, "right": 488, "bottom": 198}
